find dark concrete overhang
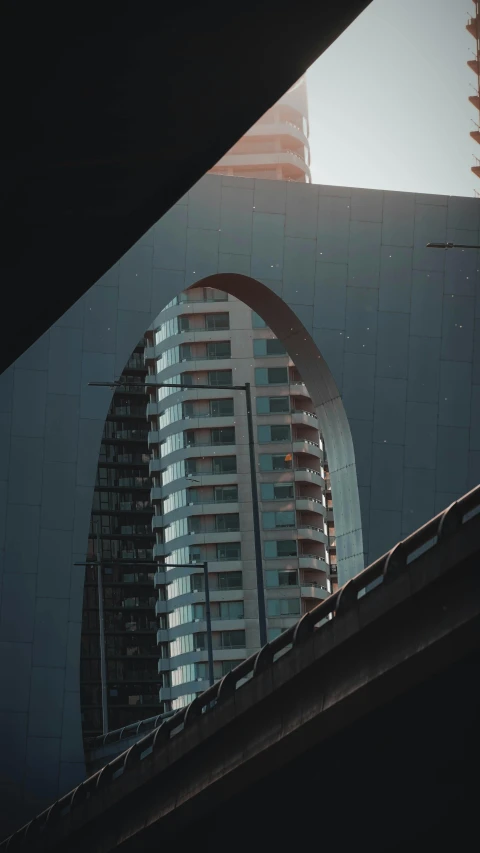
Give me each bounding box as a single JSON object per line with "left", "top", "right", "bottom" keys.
{"left": 0, "top": 1, "right": 371, "bottom": 373}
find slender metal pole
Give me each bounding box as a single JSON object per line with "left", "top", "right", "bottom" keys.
{"left": 203, "top": 562, "right": 215, "bottom": 687}
{"left": 95, "top": 522, "right": 109, "bottom": 736}
{"left": 244, "top": 382, "right": 268, "bottom": 647}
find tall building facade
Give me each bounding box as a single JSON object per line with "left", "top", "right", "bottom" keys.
{"left": 145, "top": 286, "right": 337, "bottom": 710}
{"left": 468, "top": 1, "right": 480, "bottom": 190}
{"left": 80, "top": 338, "right": 161, "bottom": 741}
{"left": 209, "top": 76, "right": 310, "bottom": 182}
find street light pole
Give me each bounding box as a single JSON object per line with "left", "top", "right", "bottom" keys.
{"left": 244, "top": 382, "right": 268, "bottom": 646}
{"left": 203, "top": 561, "right": 215, "bottom": 686}
{"left": 95, "top": 521, "right": 109, "bottom": 736}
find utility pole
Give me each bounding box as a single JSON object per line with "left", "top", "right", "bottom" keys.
{"left": 95, "top": 521, "right": 109, "bottom": 736}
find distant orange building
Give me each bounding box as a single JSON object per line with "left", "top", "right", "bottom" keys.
{"left": 209, "top": 77, "right": 311, "bottom": 183}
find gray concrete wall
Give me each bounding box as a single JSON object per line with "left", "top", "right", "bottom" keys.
{"left": 0, "top": 174, "right": 479, "bottom": 835}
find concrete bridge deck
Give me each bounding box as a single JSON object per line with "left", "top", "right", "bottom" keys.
{"left": 3, "top": 485, "right": 480, "bottom": 852}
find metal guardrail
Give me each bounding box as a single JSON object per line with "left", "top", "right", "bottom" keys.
{"left": 84, "top": 711, "right": 176, "bottom": 752}
{"left": 3, "top": 484, "right": 480, "bottom": 849}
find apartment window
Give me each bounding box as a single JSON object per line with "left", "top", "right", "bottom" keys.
{"left": 261, "top": 483, "right": 294, "bottom": 501}
{"left": 198, "top": 660, "right": 241, "bottom": 680}
{"left": 256, "top": 396, "right": 290, "bottom": 415}
{"left": 219, "top": 630, "right": 245, "bottom": 649}
{"left": 216, "top": 542, "right": 241, "bottom": 560}
{"left": 214, "top": 485, "right": 238, "bottom": 503}
{"left": 255, "top": 367, "right": 288, "bottom": 386}
{"left": 184, "top": 430, "right": 196, "bottom": 447}
{"left": 258, "top": 424, "right": 291, "bottom": 443}
{"left": 189, "top": 516, "right": 203, "bottom": 534}
{"left": 210, "top": 399, "right": 234, "bottom": 416}
{"left": 216, "top": 513, "right": 240, "bottom": 532}
{"left": 204, "top": 288, "right": 228, "bottom": 302}
{"left": 259, "top": 453, "right": 292, "bottom": 472}
{"left": 253, "top": 339, "right": 287, "bottom": 356}
{"left": 268, "top": 627, "right": 283, "bottom": 641}
{"left": 185, "top": 458, "right": 198, "bottom": 475}
{"left": 207, "top": 341, "right": 231, "bottom": 359}
{"left": 180, "top": 343, "right": 191, "bottom": 361}
{"left": 208, "top": 370, "right": 232, "bottom": 387}
{"left": 211, "top": 426, "right": 235, "bottom": 445}
{"left": 217, "top": 571, "right": 242, "bottom": 589}
{"left": 263, "top": 511, "right": 295, "bottom": 529}
{"left": 205, "top": 312, "right": 230, "bottom": 331}
{"left": 178, "top": 316, "right": 190, "bottom": 332}
{"left": 191, "top": 574, "right": 204, "bottom": 592}
{"left": 264, "top": 540, "right": 298, "bottom": 558}
{"left": 252, "top": 311, "right": 267, "bottom": 328}
{"left": 266, "top": 570, "right": 298, "bottom": 587}
{"left": 189, "top": 546, "right": 203, "bottom": 562}
{"left": 211, "top": 601, "right": 244, "bottom": 620}
{"left": 212, "top": 456, "right": 237, "bottom": 474}
{"left": 267, "top": 598, "right": 301, "bottom": 617}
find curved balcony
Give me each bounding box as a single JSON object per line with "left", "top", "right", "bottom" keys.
{"left": 297, "top": 525, "right": 327, "bottom": 545}
{"left": 298, "top": 555, "right": 327, "bottom": 571}
{"left": 214, "top": 151, "right": 311, "bottom": 181}
{"left": 291, "top": 410, "right": 318, "bottom": 426}
{"left": 467, "top": 17, "right": 478, "bottom": 39}
{"left": 289, "top": 382, "right": 310, "bottom": 398}
{"left": 247, "top": 120, "right": 309, "bottom": 150}
{"left": 300, "top": 584, "right": 330, "bottom": 602}
{"left": 294, "top": 468, "right": 325, "bottom": 486}
{"left": 161, "top": 528, "right": 241, "bottom": 554}
{"left": 167, "top": 617, "right": 245, "bottom": 644}
{"left": 160, "top": 681, "right": 208, "bottom": 702}
{"left": 296, "top": 497, "right": 325, "bottom": 517}
{"left": 293, "top": 439, "right": 322, "bottom": 459}
{"left": 161, "top": 501, "right": 240, "bottom": 526}
{"left": 161, "top": 559, "right": 242, "bottom": 585}
{"left": 156, "top": 415, "right": 235, "bottom": 443}
{"left": 154, "top": 328, "right": 232, "bottom": 359}
{"left": 153, "top": 297, "right": 230, "bottom": 329}
{"left": 153, "top": 542, "right": 165, "bottom": 558}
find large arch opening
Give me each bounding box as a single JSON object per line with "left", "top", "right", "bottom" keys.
{"left": 81, "top": 271, "right": 363, "bottom": 744}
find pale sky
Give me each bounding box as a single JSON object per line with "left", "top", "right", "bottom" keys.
{"left": 307, "top": 0, "right": 476, "bottom": 197}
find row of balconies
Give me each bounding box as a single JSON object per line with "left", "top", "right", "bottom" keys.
{"left": 149, "top": 466, "right": 325, "bottom": 499}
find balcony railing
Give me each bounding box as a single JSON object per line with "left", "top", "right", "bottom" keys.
{"left": 111, "top": 430, "right": 149, "bottom": 442}
{"left": 183, "top": 410, "right": 234, "bottom": 420}
{"left": 187, "top": 496, "right": 238, "bottom": 505}
{"left": 120, "top": 549, "right": 154, "bottom": 560}
{"left": 117, "top": 478, "right": 151, "bottom": 488}
{"left": 111, "top": 407, "right": 146, "bottom": 418}
{"left": 184, "top": 439, "right": 235, "bottom": 449}
{"left": 188, "top": 524, "right": 241, "bottom": 535}
{"left": 176, "top": 351, "right": 231, "bottom": 362}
